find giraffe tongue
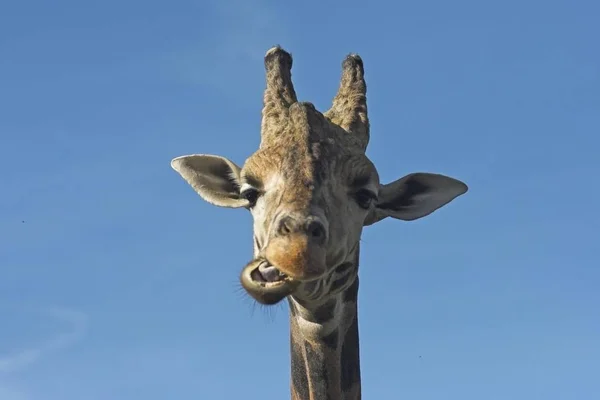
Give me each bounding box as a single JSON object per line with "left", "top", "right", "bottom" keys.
{"left": 257, "top": 263, "right": 285, "bottom": 283}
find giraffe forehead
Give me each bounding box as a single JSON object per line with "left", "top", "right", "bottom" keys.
{"left": 245, "top": 100, "right": 371, "bottom": 185}
{"left": 242, "top": 142, "right": 377, "bottom": 192}
{"left": 244, "top": 139, "right": 334, "bottom": 185}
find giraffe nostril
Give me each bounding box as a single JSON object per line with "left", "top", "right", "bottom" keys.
{"left": 278, "top": 216, "right": 294, "bottom": 236}
{"left": 306, "top": 220, "right": 326, "bottom": 244}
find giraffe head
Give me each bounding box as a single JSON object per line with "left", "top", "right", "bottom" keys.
{"left": 172, "top": 47, "right": 467, "bottom": 306}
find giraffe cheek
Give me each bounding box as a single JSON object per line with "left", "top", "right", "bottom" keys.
{"left": 265, "top": 234, "right": 327, "bottom": 281}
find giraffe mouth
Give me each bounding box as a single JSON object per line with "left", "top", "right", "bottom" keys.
{"left": 240, "top": 259, "right": 300, "bottom": 305}
{"left": 251, "top": 262, "right": 289, "bottom": 283}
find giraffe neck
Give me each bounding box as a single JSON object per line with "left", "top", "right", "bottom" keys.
{"left": 288, "top": 277, "right": 361, "bottom": 400}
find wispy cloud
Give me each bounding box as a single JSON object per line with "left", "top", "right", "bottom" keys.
{"left": 0, "top": 384, "right": 30, "bottom": 400}
{"left": 0, "top": 307, "right": 88, "bottom": 374}
{"left": 0, "top": 381, "right": 31, "bottom": 400}
{"left": 0, "top": 382, "right": 29, "bottom": 400}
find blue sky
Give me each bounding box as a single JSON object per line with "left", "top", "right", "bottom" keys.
{"left": 1, "top": 0, "right": 598, "bottom": 399}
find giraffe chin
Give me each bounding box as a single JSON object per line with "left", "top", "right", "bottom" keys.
{"left": 240, "top": 259, "right": 301, "bottom": 305}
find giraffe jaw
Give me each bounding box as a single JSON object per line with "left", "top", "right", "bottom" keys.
{"left": 240, "top": 259, "right": 301, "bottom": 305}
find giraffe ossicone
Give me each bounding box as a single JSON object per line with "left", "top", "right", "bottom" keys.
{"left": 171, "top": 46, "right": 468, "bottom": 400}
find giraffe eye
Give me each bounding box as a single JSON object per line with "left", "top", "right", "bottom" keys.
{"left": 240, "top": 188, "right": 260, "bottom": 207}
{"left": 354, "top": 189, "right": 377, "bottom": 210}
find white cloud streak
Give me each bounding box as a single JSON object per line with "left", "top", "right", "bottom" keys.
{"left": 0, "top": 384, "right": 30, "bottom": 400}
{"left": 0, "top": 307, "right": 88, "bottom": 374}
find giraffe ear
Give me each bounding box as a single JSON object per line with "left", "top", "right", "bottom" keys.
{"left": 171, "top": 154, "right": 249, "bottom": 208}
{"left": 364, "top": 173, "right": 468, "bottom": 225}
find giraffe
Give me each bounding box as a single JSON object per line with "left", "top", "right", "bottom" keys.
{"left": 171, "top": 46, "right": 468, "bottom": 400}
